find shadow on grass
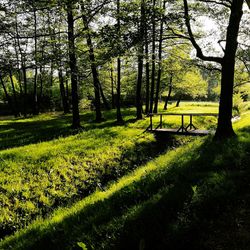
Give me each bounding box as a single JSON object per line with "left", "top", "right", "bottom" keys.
{"left": 3, "top": 134, "right": 250, "bottom": 250}
{"left": 0, "top": 109, "right": 137, "bottom": 151}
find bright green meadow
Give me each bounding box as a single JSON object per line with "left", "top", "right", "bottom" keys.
{"left": 1, "top": 102, "right": 250, "bottom": 249}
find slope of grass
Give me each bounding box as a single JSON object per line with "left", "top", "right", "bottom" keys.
{"left": 0, "top": 103, "right": 215, "bottom": 239}
{"left": 1, "top": 104, "right": 250, "bottom": 250}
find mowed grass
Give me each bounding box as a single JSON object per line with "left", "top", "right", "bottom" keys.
{"left": 1, "top": 104, "right": 250, "bottom": 250}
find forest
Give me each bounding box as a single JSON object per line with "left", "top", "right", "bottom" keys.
{"left": 0, "top": 0, "right": 250, "bottom": 249}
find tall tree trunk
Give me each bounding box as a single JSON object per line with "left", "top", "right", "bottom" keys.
{"left": 183, "top": 0, "right": 243, "bottom": 140}
{"left": 15, "top": 15, "right": 27, "bottom": 117}
{"left": 145, "top": 26, "right": 150, "bottom": 114}
{"left": 136, "top": 0, "right": 145, "bottom": 120}
{"left": 164, "top": 73, "right": 173, "bottom": 110}
{"left": 67, "top": 2, "right": 81, "bottom": 129}
{"left": 149, "top": 0, "right": 156, "bottom": 114}
{"left": 82, "top": 13, "right": 103, "bottom": 122}
{"left": 13, "top": 38, "right": 23, "bottom": 95}
{"left": 9, "top": 70, "right": 19, "bottom": 117}
{"left": 39, "top": 65, "right": 43, "bottom": 110}
{"left": 33, "top": 7, "right": 39, "bottom": 115}
{"left": 214, "top": 0, "right": 243, "bottom": 139}
{"left": 153, "top": 0, "right": 165, "bottom": 113}
{"left": 59, "top": 69, "right": 70, "bottom": 114}
{"left": 0, "top": 72, "right": 14, "bottom": 115}
{"left": 99, "top": 82, "right": 110, "bottom": 110}
{"left": 116, "top": 0, "right": 124, "bottom": 123}
{"left": 110, "top": 63, "right": 116, "bottom": 109}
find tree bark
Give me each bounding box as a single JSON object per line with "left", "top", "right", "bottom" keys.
{"left": 164, "top": 74, "right": 173, "bottom": 110}
{"left": 145, "top": 26, "right": 150, "bottom": 114}
{"left": 153, "top": 0, "right": 166, "bottom": 114}
{"left": 116, "top": 0, "right": 124, "bottom": 123}
{"left": 0, "top": 72, "right": 15, "bottom": 115}
{"left": 99, "top": 82, "right": 110, "bottom": 110}
{"left": 9, "top": 70, "right": 19, "bottom": 117}
{"left": 136, "top": 0, "right": 145, "bottom": 120}
{"left": 59, "top": 69, "right": 70, "bottom": 114}
{"left": 183, "top": 0, "right": 244, "bottom": 139}
{"left": 33, "top": 7, "right": 39, "bottom": 115}
{"left": 176, "top": 95, "right": 182, "bottom": 107}
{"left": 82, "top": 12, "right": 103, "bottom": 122}
{"left": 214, "top": 0, "right": 243, "bottom": 139}
{"left": 149, "top": 0, "right": 156, "bottom": 114}
{"left": 15, "top": 15, "right": 27, "bottom": 117}
{"left": 67, "top": 2, "right": 81, "bottom": 129}
{"left": 110, "top": 63, "right": 116, "bottom": 109}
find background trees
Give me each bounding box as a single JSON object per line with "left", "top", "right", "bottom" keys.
{"left": 0, "top": 0, "right": 249, "bottom": 138}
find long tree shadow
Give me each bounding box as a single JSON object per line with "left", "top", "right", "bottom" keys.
{"left": 4, "top": 136, "right": 248, "bottom": 250}
{"left": 0, "top": 110, "right": 138, "bottom": 151}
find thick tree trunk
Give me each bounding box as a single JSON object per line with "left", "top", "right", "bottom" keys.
{"left": 67, "top": 2, "right": 81, "bottom": 129}
{"left": 164, "top": 74, "right": 173, "bottom": 110}
{"left": 183, "top": 0, "right": 243, "bottom": 140}
{"left": 214, "top": 0, "right": 243, "bottom": 140}
{"left": 153, "top": 0, "right": 165, "bottom": 114}
{"left": 149, "top": 0, "right": 156, "bottom": 114}
{"left": 136, "top": 0, "right": 145, "bottom": 120}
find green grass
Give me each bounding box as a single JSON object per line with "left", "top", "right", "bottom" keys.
{"left": 1, "top": 109, "right": 250, "bottom": 249}
{"left": 0, "top": 102, "right": 215, "bottom": 239}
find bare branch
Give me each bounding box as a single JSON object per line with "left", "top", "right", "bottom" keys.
{"left": 198, "top": 0, "right": 232, "bottom": 8}
{"left": 183, "top": 0, "right": 223, "bottom": 64}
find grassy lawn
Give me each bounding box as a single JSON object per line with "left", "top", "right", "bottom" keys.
{"left": 2, "top": 102, "right": 250, "bottom": 249}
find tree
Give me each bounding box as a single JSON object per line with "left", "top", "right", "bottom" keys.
{"left": 135, "top": 0, "right": 145, "bottom": 120}
{"left": 116, "top": 0, "right": 124, "bottom": 123}
{"left": 183, "top": 0, "right": 245, "bottom": 139}
{"left": 66, "top": 1, "right": 81, "bottom": 129}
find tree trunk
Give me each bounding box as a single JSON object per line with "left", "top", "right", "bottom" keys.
{"left": 99, "top": 82, "right": 110, "bottom": 110}
{"left": 67, "top": 2, "right": 81, "bottom": 129}
{"left": 110, "top": 64, "right": 116, "bottom": 109}
{"left": 153, "top": 0, "right": 166, "bottom": 114}
{"left": 136, "top": 0, "right": 145, "bottom": 120}
{"left": 116, "top": 0, "right": 124, "bottom": 123}
{"left": 214, "top": 0, "right": 243, "bottom": 139}
{"left": 9, "top": 70, "right": 19, "bottom": 117}
{"left": 0, "top": 72, "right": 14, "bottom": 115}
{"left": 164, "top": 74, "right": 173, "bottom": 110}
{"left": 176, "top": 95, "right": 182, "bottom": 107}
{"left": 59, "top": 69, "right": 70, "bottom": 114}
{"left": 149, "top": 0, "right": 156, "bottom": 114}
{"left": 145, "top": 26, "right": 150, "bottom": 114}
{"left": 183, "top": 0, "right": 243, "bottom": 140}
{"left": 82, "top": 12, "right": 103, "bottom": 122}
{"left": 33, "top": 7, "right": 39, "bottom": 115}
{"left": 15, "top": 15, "right": 27, "bottom": 117}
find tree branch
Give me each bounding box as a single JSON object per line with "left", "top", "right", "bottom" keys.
{"left": 198, "top": 0, "right": 232, "bottom": 8}
{"left": 183, "top": 0, "right": 223, "bottom": 64}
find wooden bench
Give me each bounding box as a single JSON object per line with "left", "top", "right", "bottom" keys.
{"left": 146, "top": 113, "right": 218, "bottom": 136}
